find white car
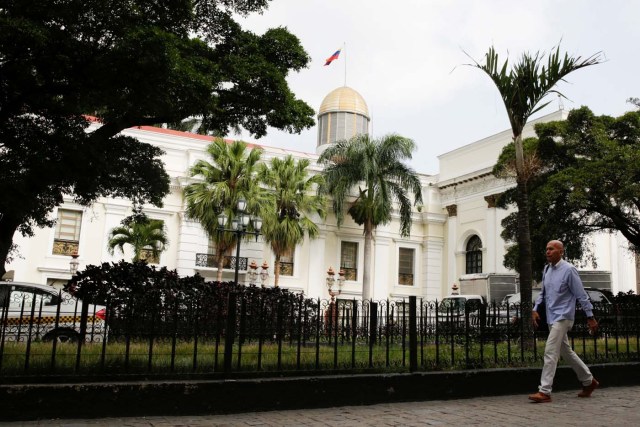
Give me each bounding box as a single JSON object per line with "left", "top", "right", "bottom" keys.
{"left": 437, "top": 294, "right": 487, "bottom": 327}
{"left": 0, "top": 281, "right": 106, "bottom": 343}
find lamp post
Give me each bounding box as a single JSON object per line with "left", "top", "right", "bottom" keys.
{"left": 246, "top": 260, "right": 259, "bottom": 286}
{"left": 326, "top": 266, "right": 345, "bottom": 302}
{"left": 69, "top": 252, "right": 80, "bottom": 275}
{"left": 259, "top": 261, "right": 270, "bottom": 287}
{"left": 217, "top": 198, "right": 262, "bottom": 286}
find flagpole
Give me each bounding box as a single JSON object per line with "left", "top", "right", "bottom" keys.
{"left": 343, "top": 42, "right": 347, "bottom": 86}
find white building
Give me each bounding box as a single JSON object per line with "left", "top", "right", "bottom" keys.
{"left": 5, "top": 87, "right": 638, "bottom": 300}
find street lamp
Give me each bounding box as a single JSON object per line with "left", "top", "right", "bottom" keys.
{"left": 259, "top": 261, "right": 270, "bottom": 287}
{"left": 69, "top": 252, "right": 80, "bottom": 275}
{"left": 246, "top": 260, "right": 259, "bottom": 286}
{"left": 326, "top": 266, "right": 345, "bottom": 302}
{"left": 217, "top": 198, "right": 262, "bottom": 285}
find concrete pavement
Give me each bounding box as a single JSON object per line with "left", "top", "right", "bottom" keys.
{"left": 5, "top": 385, "right": 640, "bottom": 426}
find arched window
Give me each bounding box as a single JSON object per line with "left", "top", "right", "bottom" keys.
{"left": 465, "top": 235, "right": 482, "bottom": 274}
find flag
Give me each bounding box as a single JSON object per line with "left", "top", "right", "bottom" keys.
{"left": 324, "top": 49, "right": 341, "bottom": 66}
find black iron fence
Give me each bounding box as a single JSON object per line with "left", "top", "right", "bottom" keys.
{"left": 1, "top": 292, "right": 640, "bottom": 380}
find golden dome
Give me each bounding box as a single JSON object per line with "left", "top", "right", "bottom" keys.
{"left": 318, "top": 86, "right": 369, "bottom": 118}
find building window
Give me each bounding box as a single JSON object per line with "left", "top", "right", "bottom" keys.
{"left": 465, "top": 235, "right": 483, "bottom": 274}
{"left": 398, "top": 248, "right": 415, "bottom": 286}
{"left": 52, "top": 209, "right": 82, "bottom": 255}
{"left": 340, "top": 241, "right": 358, "bottom": 281}
{"left": 208, "top": 235, "right": 217, "bottom": 255}
{"left": 280, "top": 248, "right": 294, "bottom": 276}
{"left": 203, "top": 235, "right": 234, "bottom": 268}
{"left": 139, "top": 249, "right": 160, "bottom": 264}
{"left": 138, "top": 220, "right": 165, "bottom": 264}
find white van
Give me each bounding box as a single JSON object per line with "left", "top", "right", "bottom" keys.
{"left": 0, "top": 281, "right": 106, "bottom": 343}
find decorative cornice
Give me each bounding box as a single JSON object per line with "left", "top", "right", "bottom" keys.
{"left": 484, "top": 193, "right": 502, "bottom": 208}
{"left": 438, "top": 171, "right": 492, "bottom": 190}
{"left": 446, "top": 204, "right": 457, "bottom": 217}
{"left": 422, "top": 212, "right": 448, "bottom": 224}
{"left": 439, "top": 174, "right": 514, "bottom": 205}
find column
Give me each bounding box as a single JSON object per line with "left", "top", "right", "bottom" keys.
{"left": 175, "top": 212, "right": 206, "bottom": 277}
{"left": 445, "top": 204, "right": 458, "bottom": 294}
{"left": 423, "top": 237, "right": 444, "bottom": 300}
{"left": 484, "top": 194, "right": 499, "bottom": 272}
{"left": 102, "top": 203, "right": 130, "bottom": 261}
{"left": 372, "top": 235, "right": 391, "bottom": 301}
{"left": 306, "top": 231, "right": 327, "bottom": 299}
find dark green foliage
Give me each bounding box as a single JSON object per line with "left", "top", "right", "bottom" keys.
{"left": 318, "top": 134, "right": 423, "bottom": 301}
{"left": 0, "top": 1, "right": 314, "bottom": 277}
{"left": 0, "top": 115, "right": 169, "bottom": 233}
{"left": 495, "top": 137, "right": 597, "bottom": 280}
{"left": 469, "top": 44, "right": 602, "bottom": 329}
{"left": 64, "top": 260, "right": 319, "bottom": 340}
{"left": 496, "top": 107, "right": 640, "bottom": 278}
{"left": 108, "top": 211, "right": 169, "bottom": 262}
{"left": 257, "top": 155, "right": 326, "bottom": 285}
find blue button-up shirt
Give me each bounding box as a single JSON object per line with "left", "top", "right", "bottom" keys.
{"left": 533, "top": 259, "right": 594, "bottom": 324}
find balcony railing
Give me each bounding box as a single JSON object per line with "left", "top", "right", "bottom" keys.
{"left": 52, "top": 239, "right": 79, "bottom": 256}
{"left": 279, "top": 261, "right": 294, "bottom": 276}
{"left": 195, "top": 253, "right": 248, "bottom": 271}
{"left": 398, "top": 272, "right": 414, "bottom": 286}
{"left": 340, "top": 267, "right": 357, "bottom": 281}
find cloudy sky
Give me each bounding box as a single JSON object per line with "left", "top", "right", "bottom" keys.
{"left": 234, "top": 0, "right": 639, "bottom": 175}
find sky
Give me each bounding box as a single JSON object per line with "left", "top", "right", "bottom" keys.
{"left": 233, "top": 0, "right": 639, "bottom": 175}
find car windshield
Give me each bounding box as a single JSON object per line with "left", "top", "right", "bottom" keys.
{"left": 586, "top": 289, "right": 610, "bottom": 304}
{"left": 505, "top": 290, "right": 542, "bottom": 304}
{"left": 501, "top": 294, "right": 515, "bottom": 304}
{"left": 507, "top": 289, "right": 610, "bottom": 305}
{"left": 439, "top": 298, "right": 467, "bottom": 312}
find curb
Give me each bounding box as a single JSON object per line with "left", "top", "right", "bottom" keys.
{"left": 1, "top": 362, "right": 639, "bottom": 421}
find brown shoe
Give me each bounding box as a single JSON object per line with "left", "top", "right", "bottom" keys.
{"left": 578, "top": 378, "right": 599, "bottom": 397}
{"left": 528, "top": 391, "right": 551, "bottom": 403}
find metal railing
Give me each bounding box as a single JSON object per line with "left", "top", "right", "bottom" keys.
{"left": 1, "top": 294, "right": 639, "bottom": 380}
{"left": 194, "top": 253, "right": 248, "bottom": 271}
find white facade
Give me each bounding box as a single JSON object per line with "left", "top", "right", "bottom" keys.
{"left": 5, "top": 92, "right": 638, "bottom": 299}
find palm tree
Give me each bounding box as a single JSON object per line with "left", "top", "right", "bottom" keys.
{"left": 183, "top": 138, "right": 267, "bottom": 281}
{"left": 318, "top": 134, "right": 423, "bottom": 301}
{"left": 468, "top": 45, "right": 601, "bottom": 322}
{"left": 257, "top": 155, "right": 326, "bottom": 286}
{"left": 108, "top": 214, "right": 168, "bottom": 262}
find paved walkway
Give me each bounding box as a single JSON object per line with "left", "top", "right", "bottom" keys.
{"left": 4, "top": 385, "right": 640, "bottom": 426}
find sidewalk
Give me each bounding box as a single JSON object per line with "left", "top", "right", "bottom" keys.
{"left": 4, "top": 385, "right": 640, "bottom": 426}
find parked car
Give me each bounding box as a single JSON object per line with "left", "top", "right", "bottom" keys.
{"left": 0, "top": 281, "right": 106, "bottom": 342}
{"left": 496, "top": 287, "right": 614, "bottom": 332}
{"left": 501, "top": 293, "right": 515, "bottom": 304}
{"left": 437, "top": 295, "right": 487, "bottom": 328}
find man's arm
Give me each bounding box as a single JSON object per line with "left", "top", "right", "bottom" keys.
{"left": 532, "top": 267, "right": 547, "bottom": 328}
{"left": 568, "top": 266, "right": 598, "bottom": 333}
{"left": 568, "top": 267, "right": 593, "bottom": 317}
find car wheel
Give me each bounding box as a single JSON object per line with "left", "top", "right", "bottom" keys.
{"left": 44, "top": 329, "right": 79, "bottom": 343}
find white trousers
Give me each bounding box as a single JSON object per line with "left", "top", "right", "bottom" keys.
{"left": 539, "top": 319, "right": 593, "bottom": 395}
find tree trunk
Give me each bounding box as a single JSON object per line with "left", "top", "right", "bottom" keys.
{"left": 362, "top": 223, "right": 373, "bottom": 302}
{"left": 0, "top": 217, "right": 20, "bottom": 280}
{"left": 514, "top": 135, "right": 534, "bottom": 341}
{"left": 216, "top": 250, "right": 224, "bottom": 282}
{"left": 274, "top": 254, "right": 281, "bottom": 287}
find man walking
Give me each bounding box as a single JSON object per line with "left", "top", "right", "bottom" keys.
{"left": 528, "top": 240, "right": 599, "bottom": 403}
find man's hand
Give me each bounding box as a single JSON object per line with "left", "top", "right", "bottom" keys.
{"left": 532, "top": 310, "right": 541, "bottom": 329}
{"left": 587, "top": 317, "right": 599, "bottom": 335}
